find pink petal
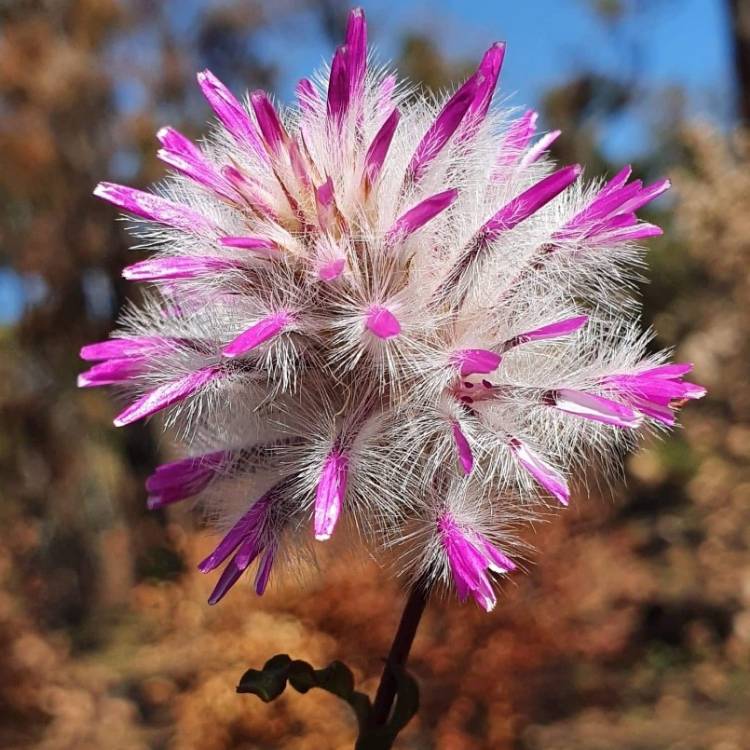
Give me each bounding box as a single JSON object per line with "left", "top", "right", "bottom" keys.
{"left": 345, "top": 7, "right": 367, "bottom": 104}
{"left": 507, "top": 315, "right": 588, "bottom": 347}
{"left": 681, "top": 383, "right": 707, "bottom": 400}
{"left": 364, "top": 108, "right": 400, "bottom": 186}
{"left": 77, "top": 357, "right": 146, "bottom": 388}
{"left": 196, "top": 70, "right": 265, "bottom": 160}
{"left": 222, "top": 166, "right": 278, "bottom": 221}
{"left": 388, "top": 188, "right": 457, "bottom": 239}
{"left": 222, "top": 312, "right": 293, "bottom": 358}
{"left": 233, "top": 536, "right": 263, "bottom": 572}
{"left": 577, "top": 181, "right": 644, "bottom": 225}
{"left": 451, "top": 349, "right": 502, "bottom": 377}
{"left": 483, "top": 165, "right": 581, "bottom": 240}
{"left": 600, "top": 364, "right": 705, "bottom": 422}
{"left": 156, "top": 127, "right": 236, "bottom": 200}
{"left": 630, "top": 397, "right": 676, "bottom": 426}
{"left": 582, "top": 212, "right": 638, "bottom": 240}
{"left": 438, "top": 514, "right": 514, "bottom": 612}
{"left": 553, "top": 388, "right": 643, "bottom": 428}
{"left": 146, "top": 451, "right": 227, "bottom": 509}
{"left": 254, "top": 545, "right": 276, "bottom": 595}
{"left": 603, "top": 223, "right": 663, "bottom": 242}
{"left": 510, "top": 439, "right": 570, "bottom": 505}
{"left": 199, "top": 492, "right": 273, "bottom": 573}
{"left": 452, "top": 422, "right": 474, "bottom": 474}
{"left": 520, "top": 129, "right": 561, "bottom": 166}
{"left": 288, "top": 139, "right": 311, "bottom": 188}
{"left": 207, "top": 556, "right": 245, "bottom": 605}
{"left": 462, "top": 42, "right": 506, "bottom": 137}
{"left": 641, "top": 363, "right": 694, "bottom": 379}
{"left": 80, "top": 336, "right": 172, "bottom": 361}
{"left": 365, "top": 305, "right": 401, "bottom": 339}
{"left": 600, "top": 165, "right": 633, "bottom": 196}
{"left": 616, "top": 178, "right": 671, "bottom": 214}
{"left": 318, "top": 257, "right": 346, "bottom": 282}
{"left": 314, "top": 451, "right": 348, "bottom": 541}
{"left": 605, "top": 374, "right": 695, "bottom": 405}
{"left": 326, "top": 45, "right": 350, "bottom": 124}
{"left": 376, "top": 74, "right": 396, "bottom": 116}
{"left": 220, "top": 235, "right": 278, "bottom": 257}
{"left": 296, "top": 78, "right": 318, "bottom": 112}
{"left": 250, "top": 91, "right": 288, "bottom": 156}
{"left": 315, "top": 177, "right": 338, "bottom": 232}
{"left": 407, "top": 76, "right": 477, "bottom": 183}
{"left": 93, "top": 182, "right": 215, "bottom": 233}
{"left": 114, "top": 366, "right": 221, "bottom": 427}
{"left": 506, "top": 109, "right": 538, "bottom": 151}
{"left": 122, "top": 256, "right": 241, "bottom": 281}
{"left": 480, "top": 538, "right": 516, "bottom": 574}
{"left": 494, "top": 110, "right": 537, "bottom": 169}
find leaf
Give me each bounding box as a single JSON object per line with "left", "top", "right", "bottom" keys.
{"left": 236, "top": 654, "right": 293, "bottom": 702}
{"left": 354, "top": 665, "right": 421, "bottom": 750}
{"left": 237, "top": 654, "right": 372, "bottom": 728}
{"left": 312, "top": 660, "right": 356, "bottom": 699}
{"left": 286, "top": 660, "right": 317, "bottom": 693}
{"left": 387, "top": 666, "right": 420, "bottom": 734}
{"left": 236, "top": 653, "right": 420, "bottom": 749}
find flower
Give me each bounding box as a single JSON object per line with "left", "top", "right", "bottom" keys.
{"left": 197, "top": 486, "right": 280, "bottom": 604}
{"left": 600, "top": 363, "right": 706, "bottom": 426}
{"left": 438, "top": 512, "right": 516, "bottom": 612}
{"left": 81, "top": 8, "right": 704, "bottom": 609}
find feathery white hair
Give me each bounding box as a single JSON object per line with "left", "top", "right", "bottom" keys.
{"left": 80, "top": 8, "right": 704, "bottom": 611}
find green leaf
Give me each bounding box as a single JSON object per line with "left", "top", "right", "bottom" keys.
{"left": 237, "top": 654, "right": 372, "bottom": 728}
{"left": 236, "top": 654, "right": 420, "bottom": 749}
{"left": 313, "top": 660, "right": 356, "bottom": 699}
{"left": 236, "top": 654, "right": 293, "bottom": 702}
{"left": 286, "top": 659, "right": 317, "bottom": 693}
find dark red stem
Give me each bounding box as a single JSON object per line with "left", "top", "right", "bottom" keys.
{"left": 370, "top": 579, "right": 430, "bottom": 725}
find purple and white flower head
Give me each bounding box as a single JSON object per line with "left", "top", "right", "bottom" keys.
{"left": 81, "top": 8, "right": 704, "bottom": 611}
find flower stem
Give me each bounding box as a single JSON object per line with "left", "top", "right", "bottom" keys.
{"left": 370, "top": 578, "right": 430, "bottom": 726}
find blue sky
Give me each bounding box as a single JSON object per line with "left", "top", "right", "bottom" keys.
{"left": 0, "top": 0, "right": 736, "bottom": 324}
{"left": 259, "top": 0, "right": 733, "bottom": 140}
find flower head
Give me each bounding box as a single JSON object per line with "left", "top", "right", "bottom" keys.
{"left": 81, "top": 8, "right": 704, "bottom": 608}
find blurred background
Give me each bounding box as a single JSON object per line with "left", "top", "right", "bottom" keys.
{"left": 1, "top": 1, "right": 749, "bottom": 748}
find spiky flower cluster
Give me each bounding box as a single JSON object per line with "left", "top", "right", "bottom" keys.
{"left": 81, "top": 9, "right": 704, "bottom": 611}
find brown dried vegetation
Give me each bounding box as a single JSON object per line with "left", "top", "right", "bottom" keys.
{"left": 1, "top": 2, "right": 749, "bottom": 748}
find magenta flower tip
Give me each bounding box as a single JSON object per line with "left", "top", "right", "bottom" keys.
{"left": 439, "top": 513, "right": 514, "bottom": 611}
{"left": 451, "top": 422, "right": 474, "bottom": 475}
{"left": 318, "top": 257, "right": 346, "bottom": 281}
{"left": 364, "top": 107, "right": 400, "bottom": 186}
{"left": 220, "top": 235, "right": 277, "bottom": 256}
{"left": 553, "top": 388, "right": 643, "bottom": 429}
{"left": 452, "top": 349, "right": 502, "bottom": 377}
{"left": 366, "top": 305, "right": 401, "bottom": 339}
{"left": 113, "top": 367, "right": 220, "bottom": 427}
{"left": 92, "top": 181, "right": 111, "bottom": 199}
{"left": 222, "top": 312, "right": 293, "bottom": 358}
{"left": 388, "top": 188, "right": 458, "bottom": 241}
{"left": 510, "top": 439, "right": 570, "bottom": 505}
{"left": 315, "top": 451, "right": 348, "bottom": 541}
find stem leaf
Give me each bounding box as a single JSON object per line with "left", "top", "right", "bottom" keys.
{"left": 387, "top": 665, "right": 420, "bottom": 734}
{"left": 237, "top": 654, "right": 293, "bottom": 702}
